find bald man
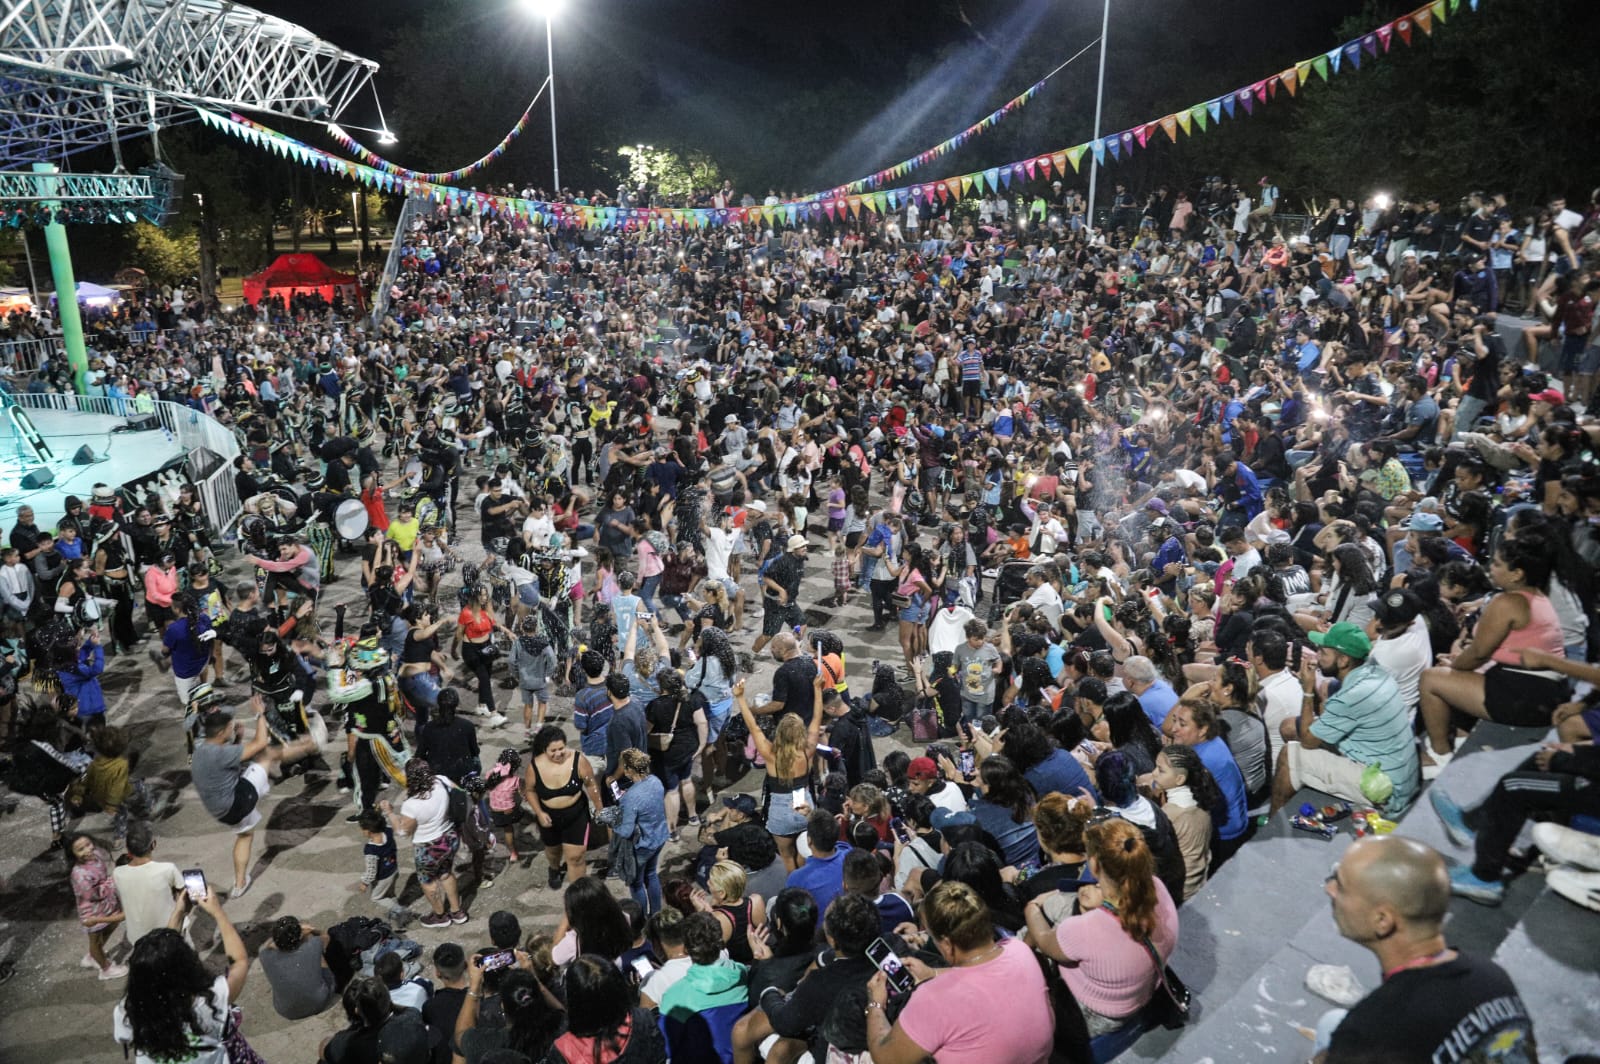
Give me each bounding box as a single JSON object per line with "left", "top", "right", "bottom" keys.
{"left": 1315, "top": 837, "right": 1537, "bottom": 1063}
{"left": 753, "top": 631, "right": 818, "bottom": 725}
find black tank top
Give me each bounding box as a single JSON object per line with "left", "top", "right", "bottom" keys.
{"left": 532, "top": 755, "right": 583, "bottom": 802}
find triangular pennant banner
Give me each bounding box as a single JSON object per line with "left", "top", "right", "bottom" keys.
{"left": 1344, "top": 42, "right": 1362, "bottom": 69}
{"left": 1134, "top": 125, "right": 1149, "bottom": 148}
{"left": 1239, "top": 89, "right": 1255, "bottom": 115}
{"left": 1106, "top": 136, "right": 1120, "bottom": 161}
{"left": 1376, "top": 23, "right": 1393, "bottom": 50}
{"left": 1415, "top": 7, "right": 1433, "bottom": 34}
{"left": 1090, "top": 140, "right": 1106, "bottom": 166}
{"left": 1362, "top": 33, "right": 1378, "bottom": 57}
{"left": 1066, "top": 145, "right": 1086, "bottom": 172}
{"left": 1281, "top": 67, "right": 1298, "bottom": 95}
{"left": 1313, "top": 54, "right": 1330, "bottom": 80}
{"left": 1160, "top": 115, "right": 1178, "bottom": 142}
{"left": 1432, "top": 0, "right": 1447, "bottom": 22}
{"left": 1051, "top": 151, "right": 1067, "bottom": 176}
{"left": 1221, "top": 95, "right": 1235, "bottom": 119}
{"left": 1191, "top": 103, "right": 1210, "bottom": 131}
{"left": 1175, "top": 110, "right": 1192, "bottom": 136}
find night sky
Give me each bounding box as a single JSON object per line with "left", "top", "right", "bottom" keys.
{"left": 250, "top": 0, "right": 1378, "bottom": 192}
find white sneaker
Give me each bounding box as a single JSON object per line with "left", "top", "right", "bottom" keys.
{"left": 480, "top": 712, "right": 508, "bottom": 728}
{"left": 1305, "top": 963, "right": 1366, "bottom": 1007}
{"left": 79, "top": 953, "right": 99, "bottom": 970}
{"left": 1547, "top": 867, "right": 1600, "bottom": 912}
{"left": 98, "top": 963, "right": 129, "bottom": 980}
{"left": 1534, "top": 823, "right": 1600, "bottom": 872}
{"left": 1421, "top": 750, "right": 1454, "bottom": 780}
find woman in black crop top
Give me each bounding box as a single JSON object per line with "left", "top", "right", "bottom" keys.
{"left": 521, "top": 724, "right": 602, "bottom": 889}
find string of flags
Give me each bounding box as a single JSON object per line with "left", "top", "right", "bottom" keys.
{"left": 323, "top": 85, "right": 544, "bottom": 185}
{"left": 197, "top": 0, "right": 1479, "bottom": 232}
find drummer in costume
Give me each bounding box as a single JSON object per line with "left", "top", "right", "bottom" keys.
{"left": 186, "top": 564, "right": 232, "bottom": 683}
{"left": 327, "top": 631, "right": 408, "bottom": 821}
{"left": 89, "top": 516, "right": 141, "bottom": 653}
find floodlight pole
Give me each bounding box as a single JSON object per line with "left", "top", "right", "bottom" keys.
{"left": 31, "top": 163, "right": 89, "bottom": 395}
{"left": 545, "top": 15, "right": 560, "bottom": 195}
{"left": 1085, "top": 0, "right": 1111, "bottom": 238}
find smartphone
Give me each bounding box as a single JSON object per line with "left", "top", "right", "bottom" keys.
{"left": 816, "top": 743, "right": 838, "bottom": 757}
{"left": 479, "top": 949, "right": 518, "bottom": 973}
{"left": 790, "top": 788, "right": 808, "bottom": 809}
{"left": 609, "top": 780, "right": 624, "bottom": 802}
{"left": 866, "top": 937, "right": 917, "bottom": 995}
{"left": 182, "top": 868, "right": 207, "bottom": 902}
{"left": 890, "top": 817, "right": 910, "bottom": 843}
{"left": 958, "top": 750, "right": 975, "bottom": 776}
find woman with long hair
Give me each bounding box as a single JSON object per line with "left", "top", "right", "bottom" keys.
{"left": 1152, "top": 744, "right": 1224, "bottom": 901}
{"left": 742, "top": 887, "right": 820, "bottom": 1008}
{"left": 969, "top": 755, "right": 1038, "bottom": 868}
{"left": 1026, "top": 817, "right": 1181, "bottom": 1038}
{"left": 1297, "top": 542, "right": 1378, "bottom": 633}
{"left": 732, "top": 675, "right": 825, "bottom": 872}
{"left": 554, "top": 876, "right": 634, "bottom": 966}
{"left": 689, "top": 625, "right": 737, "bottom": 787}
{"left": 522, "top": 724, "right": 603, "bottom": 888}
{"left": 1419, "top": 537, "right": 1572, "bottom": 777}
{"left": 894, "top": 541, "right": 933, "bottom": 675}
{"left": 450, "top": 581, "right": 512, "bottom": 728}
{"left": 942, "top": 839, "right": 1025, "bottom": 933}
{"left": 379, "top": 758, "right": 467, "bottom": 929}
{"left": 1101, "top": 690, "right": 1164, "bottom": 775}
{"left": 454, "top": 966, "right": 564, "bottom": 1064}
{"left": 646, "top": 668, "right": 708, "bottom": 842}
{"left": 550, "top": 954, "right": 665, "bottom": 1063}
{"left": 112, "top": 888, "right": 249, "bottom": 1064}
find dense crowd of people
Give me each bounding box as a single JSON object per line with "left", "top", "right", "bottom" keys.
{"left": 3, "top": 165, "right": 1598, "bottom": 1064}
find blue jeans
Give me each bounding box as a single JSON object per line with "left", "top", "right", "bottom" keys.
{"left": 638, "top": 573, "right": 661, "bottom": 612}
{"left": 399, "top": 671, "right": 441, "bottom": 731}
{"left": 661, "top": 592, "right": 691, "bottom": 622}
{"left": 630, "top": 843, "right": 663, "bottom": 914}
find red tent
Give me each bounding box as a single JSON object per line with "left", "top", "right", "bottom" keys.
{"left": 241, "top": 253, "right": 363, "bottom": 308}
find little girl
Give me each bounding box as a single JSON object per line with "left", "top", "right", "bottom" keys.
{"left": 67, "top": 832, "right": 126, "bottom": 980}
{"left": 483, "top": 748, "right": 524, "bottom": 862}
{"left": 592, "top": 547, "right": 620, "bottom": 607}
{"left": 825, "top": 476, "right": 848, "bottom": 556}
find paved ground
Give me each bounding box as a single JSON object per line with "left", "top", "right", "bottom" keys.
{"left": 0, "top": 467, "right": 922, "bottom": 1062}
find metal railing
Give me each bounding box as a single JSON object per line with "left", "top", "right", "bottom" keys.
{"left": 371, "top": 195, "right": 428, "bottom": 325}
{"left": 0, "top": 335, "right": 64, "bottom": 373}
{"left": 4, "top": 391, "right": 243, "bottom": 532}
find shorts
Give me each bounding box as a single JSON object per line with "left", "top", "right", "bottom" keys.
{"left": 1482, "top": 665, "right": 1569, "bottom": 725}
{"left": 762, "top": 600, "right": 806, "bottom": 637}
{"left": 1559, "top": 334, "right": 1588, "bottom": 374}
{"left": 962, "top": 380, "right": 982, "bottom": 397}
{"left": 413, "top": 830, "right": 461, "bottom": 883}
{"left": 827, "top": 516, "right": 845, "bottom": 533}
{"left": 538, "top": 800, "right": 591, "bottom": 849}
{"left": 845, "top": 531, "right": 865, "bottom": 549}
{"left": 218, "top": 762, "right": 271, "bottom": 834}
{"left": 489, "top": 808, "right": 521, "bottom": 829}
{"left": 705, "top": 697, "right": 733, "bottom": 744}
{"left": 897, "top": 602, "right": 929, "bottom": 624}
{"left": 1284, "top": 742, "right": 1369, "bottom": 806}
{"left": 174, "top": 671, "right": 207, "bottom": 706}
{"left": 518, "top": 583, "right": 540, "bottom": 607}
{"left": 521, "top": 686, "right": 549, "bottom": 707}
{"left": 654, "top": 751, "right": 695, "bottom": 789}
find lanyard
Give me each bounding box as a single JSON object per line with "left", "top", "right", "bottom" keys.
{"left": 1382, "top": 948, "right": 1453, "bottom": 981}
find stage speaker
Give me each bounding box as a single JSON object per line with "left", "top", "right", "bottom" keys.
{"left": 119, "top": 413, "right": 161, "bottom": 432}
{"left": 72, "top": 445, "right": 97, "bottom": 465}
{"left": 21, "top": 467, "right": 54, "bottom": 489}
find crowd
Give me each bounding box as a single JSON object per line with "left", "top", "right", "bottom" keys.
{"left": 2, "top": 163, "right": 1598, "bottom": 1064}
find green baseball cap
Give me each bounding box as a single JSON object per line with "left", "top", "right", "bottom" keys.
{"left": 1308, "top": 621, "right": 1372, "bottom": 659}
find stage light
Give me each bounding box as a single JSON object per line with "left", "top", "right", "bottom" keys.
{"left": 520, "top": 0, "right": 563, "bottom": 17}
{"left": 378, "top": 130, "right": 397, "bottom": 146}
{"left": 1373, "top": 193, "right": 1392, "bottom": 211}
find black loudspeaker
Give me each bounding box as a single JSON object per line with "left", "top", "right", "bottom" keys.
{"left": 21, "top": 467, "right": 54, "bottom": 489}
{"left": 120, "top": 413, "right": 160, "bottom": 432}
{"left": 72, "top": 445, "right": 96, "bottom": 465}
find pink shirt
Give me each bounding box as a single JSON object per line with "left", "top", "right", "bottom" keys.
{"left": 637, "top": 537, "right": 664, "bottom": 579}
{"left": 143, "top": 564, "right": 177, "bottom": 608}
{"left": 897, "top": 937, "right": 1055, "bottom": 1064}
{"left": 1055, "top": 878, "right": 1179, "bottom": 1019}
{"left": 1491, "top": 589, "right": 1566, "bottom": 666}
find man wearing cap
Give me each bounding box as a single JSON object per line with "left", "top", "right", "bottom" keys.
{"left": 907, "top": 757, "right": 968, "bottom": 816}
{"left": 1271, "top": 621, "right": 1418, "bottom": 817}
{"left": 695, "top": 793, "right": 786, "bottom": 900}
{"left": 752, "top": 534, "right": 808, "bottom": 656}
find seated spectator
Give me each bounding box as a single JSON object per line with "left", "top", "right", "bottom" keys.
{"left": 1025, "top": 817, "right": 1180, "bottom": 1039}
{"left": 552, "top": 876, "right": 633, "bottom": 968}
{"left": 892, "top": 794, "right": 944, "bottom": 893}
{"left": 1272, "top": 621, "right": 1419, "bottom": 815}
{"left": 260, "top": 915, "right": 336, "bottom": 1020}
{"left": 696, "top": 859, "right": 767, "bottom": 965}
{"left": 639, "top": 907, "right": 693, "bottom": 1010}
{"left": 320, "top": 976, "right": 428, "bottom": 1064}
{"left": 453, "top": 961, "right": 564, "bottom": 1064}
{"left": 843, "top": 847, "right": 914, "bottom": 933}
{"left": 695, "top": 793, "right": 786, "bottom": 901}
{"left": 553, "top": 954, "right": 665, "bottom": 1063}
{"left": 967, "top": 755, "right": 1040, "bottom": 869}
{"left": 376, "top": 949, "right": 431, "bottom": 1012}
{"left": 1164, "top": 698, "right": 1252, "bottom": 859}
{"left": 867, "top": 881, "right": 1056, "bottom": 1064}
{"left": 1316, "top": 837, "right": 1536, "bottom": 1062}
{"left": 785, "top": 810, "right": 852, "bottom": 924}
{"left": 420, "top": 943, "right": 470, "bottom": 1059}
{"left": 657, "top": 912, "right": 749, "bottom": 1060}
{"left": 1017, "top": 792, "right": 1092, "bottom": 904}
{"left": 1093, "top": 752, "right": 1187, "bottom": 904}
{"left": 905, "top": 755, "right": 968, "bottom": 815}
{"left": 733, "top": 891, "right": 882, "bottom": 1064}
{"left": 1151, "top": 744, "right": 1224, "bottom": 902}
{"left": 993, "top": 721, "right": 1099, "bottom": 805}
{"left": 938, "top": 840, "right": 1025, "bottom": 933}
{"left": 741, "top": 887, "right": 820, "bottom": 1011}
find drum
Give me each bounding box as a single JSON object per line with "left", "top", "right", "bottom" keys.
{"left": 334, "top": 499, "right": 370, "bottom": 542}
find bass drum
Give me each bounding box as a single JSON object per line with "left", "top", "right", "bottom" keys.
{"left": 334, "top": 498, "right": 370, "bottom": 543}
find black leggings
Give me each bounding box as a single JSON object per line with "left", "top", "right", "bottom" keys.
{"left": 571, "top": 438, "right": 594, "bottom": 485}
{"left": 1470, "top": 753, "right": 1600, "bottom": 881}
{"left": 870, "top": 577, "right": 896, "bottom": 627}
{"left": 461, "top": 640, "right": 497, "bottom": 715}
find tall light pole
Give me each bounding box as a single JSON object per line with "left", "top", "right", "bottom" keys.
{"left": 523, "top": 0, "right": 563, "bottom": 195}
{"left": 1085, "top": 0, "right": 1112, "bottom": 237}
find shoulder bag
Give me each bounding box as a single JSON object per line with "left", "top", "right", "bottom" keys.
{"left": 649, "top": 697, "right": 683, "bottom": 752}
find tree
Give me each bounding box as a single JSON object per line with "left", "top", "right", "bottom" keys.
{"left": 615, "top": 145, "right": 721, "bottom": 200}
{"left": 126, "top": 222, "right": 199, "bottom": 287}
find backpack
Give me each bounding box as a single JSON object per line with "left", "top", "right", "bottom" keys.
{"left": 443, "top": 779, "right": 470, "bottom": 828}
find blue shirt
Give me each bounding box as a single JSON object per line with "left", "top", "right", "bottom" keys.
{"left": 1197, "top": 736, "right": 1249, "bottom": 840}
{"left": 971, "top": 798, "right": 1040, "bottom": 868}
{"left": 162, "top": 617, "right": 213, "bottom": 680}
{"left": 1023, "top": 749, "right": 1099, "bottom": 805}
{"left": 618, "top": 774, "right": 671, "bottom": 852}
{"left": 787, "top": 844, "right": 854, "bottom": 925}
{"left": 1135, "top": 679, "right": 1180, "bottom": 727}
{"left": 572, "top": 683, "right": 614, "bottom": 759}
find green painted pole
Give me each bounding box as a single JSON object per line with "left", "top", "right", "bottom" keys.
{"left": 31, "top": 162, "right": 89, "bottom": 395}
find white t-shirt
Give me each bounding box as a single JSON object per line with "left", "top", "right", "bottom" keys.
{"left": 521, "top": 513, "right": 555, "bottom": 544}
{"left": 1255, "top": 669, "right": 1302, "bottom": 769}
{"left": 927, "top": 606, "right": 976, "bottom": 659}
{"left": 894, "top": 836, "right": 942, "bottom": 891}
{"left": 114, "top": 975, "right": 230, "bottom": 1064}
{"left": 704, "top": 527, "right": 735, "bottom": 582}
{"left": 1026, "top": 582, "right": 1064, "bottom": 628}
{"left": 401, "top": 778, "right": 455, "bottom": 844}
{"left": 640, "top": 955, "right": 693, "bottom": 1005}
{"left": 112, "top": 860, "right": 184, "bottom": 947}
{"left": 1370, "top": 617, "right": 1432, "bottom": 718}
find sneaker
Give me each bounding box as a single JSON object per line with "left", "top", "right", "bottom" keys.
{"left": 230, "top": 874, "right": 253, "bottom": 899}
{"left": 1447, "top": 864, "right": 1505, "bottom": 906}
{"left": 1421, "top": 749, "right": 1454, "bottom": 781}
{"left": 419, "top": 911, "right": 452, "bottom": 929}
{"left": 449, "top": 910, "right": 469, "bottom": 925}
{"left": 1547, "top": 867, "right": 1600, "bottom": 912}
{"left": 547, "top": 865, "right": 564, "bottom": 890}
{"left": 1429, "top": 788, "right": 1475, "bottom": 848}
{"left": 1534, "top": 823, "right": 1600, "bottom": 871}
{"left": 79, "top": 953, "right": 100, "bottom": 970}
{"left": 1304, "top": 963, "right": 1365, "bottom": 1008}
{"left": 480, "top": 711, "right": 508, "bottom": 728}
{"left": 97, "top": 963, "right": 129, "bottom": 980}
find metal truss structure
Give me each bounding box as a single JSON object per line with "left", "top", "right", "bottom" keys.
{"left": 0, "top": 168, "right": 153, "bottom": 201}
{"left": 0, "top": 0, "right": 379, "bottom": 167}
